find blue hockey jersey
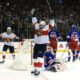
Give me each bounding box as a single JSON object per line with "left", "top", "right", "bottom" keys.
{"left": 44, "top": 52, "right": 56, "bottom": 68}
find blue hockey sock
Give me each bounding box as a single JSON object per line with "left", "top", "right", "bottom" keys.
{"left": 72, "top": 51, "right": 75, "bottom": 61}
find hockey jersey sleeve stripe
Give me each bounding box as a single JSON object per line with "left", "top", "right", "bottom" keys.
{"left": 48, "top": 59, "right": 55, "bottom": 64}
{"left": 35, "top": 30, "right": 48, "bottom": 35}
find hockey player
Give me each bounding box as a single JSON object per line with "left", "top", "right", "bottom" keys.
{"left": 0, "top": 27, "right": 18, "bottom": 63}
{"left": 67, "top": 24, "right": 79, "bottom": 62}
{"left": 44, "top": 46, "right": 66, "bottom": 72}
{"left": 44, "top": 46, "right": 57, "bottom": 72}
{"left": 76, "top": 32, "right": 80, "bottom": 59}
{"left": 31, "top": 17, "right": 54, "bottom": 75}
{"left": 48, "top": 24, "right": 61, "bottom": 58}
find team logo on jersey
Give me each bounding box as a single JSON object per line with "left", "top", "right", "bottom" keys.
{"left": 59, "top": 44, "right": 63, "bottom": 48}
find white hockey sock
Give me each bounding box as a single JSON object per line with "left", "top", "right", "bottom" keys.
{"left": 37, "top": 57, "right": 44, "bottom": 71}
{"left": 33, "top": 59, "right": 39, "bottom": 71}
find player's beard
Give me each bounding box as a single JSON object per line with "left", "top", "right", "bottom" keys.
{"left": 7, "top": 30, "right": 11, "bottom": 34}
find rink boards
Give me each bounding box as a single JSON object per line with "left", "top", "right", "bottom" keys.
{"left": 0, "top": 40, "right": 69, "bottom": 60}
{"left": 0, "top": 40, "right": 68, "bottom": 53}
{"left": 0, "top": 40, "right": 68, "bottom": 60}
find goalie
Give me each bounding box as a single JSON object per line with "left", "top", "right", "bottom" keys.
{"left": 0, "top": 27, "right": 18, "bottom": 63}
{"left": 44, "top": 46, "right": 66, "bottom": 72}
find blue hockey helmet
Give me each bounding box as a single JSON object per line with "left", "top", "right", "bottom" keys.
{"left": 71, "top": 24, "right": 78, "bottom": 32}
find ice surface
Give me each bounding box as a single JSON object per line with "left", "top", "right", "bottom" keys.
{"left": 0, "top": 54, "right": 80, "bottom": 80}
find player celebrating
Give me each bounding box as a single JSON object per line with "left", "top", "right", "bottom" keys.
{"left": 31, "top": 17, "right": 54, "bottom": 75}
{"left": 48, "top": 25, "right": 61, "bottom": 58}
{"left": 67, "top": 24, "right": 79, "bottom": 62}
{"left": 0, "top": 27, "right": 18, "bottom": 63}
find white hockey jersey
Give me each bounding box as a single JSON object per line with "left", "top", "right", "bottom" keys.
{"left": 34, "top": 24, "right": 50, "bottom": 44}
{"left": 1, "top": 32, "right": 16, "bottom": 46}
{"left": 32, "top": 17, "right": 52, "bottom": 44}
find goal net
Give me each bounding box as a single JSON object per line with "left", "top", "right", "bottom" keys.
{"left": 11, "top": 39, "right": 33, "bottom": 70}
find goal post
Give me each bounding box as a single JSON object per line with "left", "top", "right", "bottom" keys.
{"left": 11, "top": 39, "right": 34, "bottom": 70}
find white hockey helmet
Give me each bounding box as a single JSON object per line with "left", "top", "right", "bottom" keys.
{"left": 39, "top": 21, "right": 46, "bottom": 26}
{"left": 7, "top": 27, "right": 12, "bottom": 34}
{"left": 7, "top": 27, "right": 11, "bottom": 30}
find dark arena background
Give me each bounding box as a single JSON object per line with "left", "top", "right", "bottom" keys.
{"left": 0, "top": 0, "right": 80, "bottom": 39}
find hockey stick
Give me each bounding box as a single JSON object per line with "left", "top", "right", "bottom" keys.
{"left": 46, "top": 0, "right": 52, "bottom": 14}
{"left": 60, "top": 43, "right": 68, "bottom": 58}
{"left": 31, "top": 41, "right": 33, "bottom": 65}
